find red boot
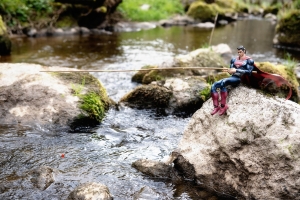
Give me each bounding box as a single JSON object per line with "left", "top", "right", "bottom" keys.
{"left": 219, "top": 91, "right": 228, "bottom": 115}
{"left": 210, "top": 92, "right": 220, "bottom": 115}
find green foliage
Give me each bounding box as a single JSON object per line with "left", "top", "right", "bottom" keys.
{"left": 69, "top": 76, "right": 106, "bottom": 122}
{"left": 296, "top": 0, "right": 300, "bottom": 9}
{"left": 200, "top": 84, "right": 211, "bottom": 101}
{"left": 200, "top": 72, "right": 230, "bottom": 101}
{"left": 201, "top": 43, "right": 210, "bottom": 49}
{"left": 283, "top": 52, "right": 297, "bottom": 71}
{"left": 0, "top": 0, "right": 53, "bottom": 24}
{"left": 80, "top": 92, "right": 106, "bottom": 122}
{"left": 277, "top": 0, "right": 300, "bottom": 20}
{"left": 71, "top": 76, "right": 85, "bottom": 97}
{"left": 117, "top": 0, "right": 184, "bottom": 21}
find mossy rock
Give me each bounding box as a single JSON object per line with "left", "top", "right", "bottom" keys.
{"left": 132, "top": 65, "right": 193, "bottom": 85}
{"left": 120, "top": 84, "right": 172, "bottom": 110}
{"left": 56, "top": 15, "right": 78, "bottom": 28}
{"left": 276, "top": 9, "right": 300, "bottom": 47}
{"left": 53, "top": 72, "right": 113, "bottom": 128}
{"left": 175, "top": 48, "right": 227, "bottom": 69}
{"left": 131, "top": 65, "right": 158, "bottom": 83}
{"left": 256, "top": 62, "right": 299, "bottom": 102}
{"left": 187, "top": 1, "right": 237, "bottom": 21}
{"left": 132, "top": 48, "right": 227, "bottom": 85}
{"left": 187, "top": 1, "right": 219, "bottom": 21}
{"left": 142, "top": 68, "right": 187, "bottom": 84}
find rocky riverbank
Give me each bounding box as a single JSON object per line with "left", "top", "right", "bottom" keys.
{"left": 0, "top": 63, "right": 113, "bottom": 131}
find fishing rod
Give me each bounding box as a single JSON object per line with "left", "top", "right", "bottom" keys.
{"left": 40, "top": 67, "right": 226, "bottom": 72}
{"left": 40, "top": 67, "right": 257, "bottom": 73}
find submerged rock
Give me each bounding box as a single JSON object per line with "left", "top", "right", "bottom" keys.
{"left": 0, "top": 63, "right": 113, "bottom": 131}
{"left": 132, "top": 159, "right": 172, "bottom": 178}
{"left": 133, "top": 186, "right": 161, "bottom": 200}
{"left": 67, "top": 182, "right": 113, "bottom": 200}
{"left": 29, "top": 166, "right": 54, "bottom": 191}
{"left": 175, "top": 86, "right": 300, "bottom": 199}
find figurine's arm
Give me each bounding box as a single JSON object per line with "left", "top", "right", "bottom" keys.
{"left": 229, "top": 58, "right": 235, "bottom": 69}
{"left": 223, "top": 58, "right": 236, "bottom": 74}
{"left": 236, "top": 59, "right": 254, "bottom": 75}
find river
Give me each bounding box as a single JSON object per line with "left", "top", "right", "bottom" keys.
{"left": 0, "top": 18, "right": 299, "bottom": 200}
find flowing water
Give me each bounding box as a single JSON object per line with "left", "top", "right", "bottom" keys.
{"left": 0, "top": 19, "right": 299, "bottom": 200}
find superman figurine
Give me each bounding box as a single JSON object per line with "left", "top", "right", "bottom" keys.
{"left": 210, "top": 45, "right": 255, "bottom": 115}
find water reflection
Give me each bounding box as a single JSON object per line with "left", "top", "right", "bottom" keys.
{"left": 3, "top": 19, "right": 299, "bottom": 68}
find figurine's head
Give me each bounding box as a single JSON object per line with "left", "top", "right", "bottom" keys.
{"left": 237, "top": 45, "right": 246, "bottom": 54}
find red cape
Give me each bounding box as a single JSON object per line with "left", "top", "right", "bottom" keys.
{"left": 241, "top": 64, "right": 292, "bottom": 100}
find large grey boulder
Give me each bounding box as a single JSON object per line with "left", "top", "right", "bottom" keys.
{"left": 0, "top": 63, "right": 112, "bottom": 131}
{"left": 176, "top": 86, "right": 300, "bottom": 199}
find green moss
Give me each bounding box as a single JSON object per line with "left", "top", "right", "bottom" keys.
{"left": 200, "top": 84, "right": 211, "bottom": 101}
{"left": 52, "top": 72, "right": 110, "bottom": 122}
{"left": 56, "top": 15, "right": 77, "bottom": 28}
{"left": 201, "top": 72, "right": 230, "bottom": 101}
{"left": 79, "top": 92, "right": 106, "bottom": 122}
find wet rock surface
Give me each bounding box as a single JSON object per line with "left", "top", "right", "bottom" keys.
{"left": 132, "top": 159, "right": 172, "bottom": 178}
{"left": 176, "top": 86, "right": 300, "bottom": 199}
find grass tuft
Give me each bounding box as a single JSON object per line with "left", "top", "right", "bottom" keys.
{"left": 117, "top": 0, "right": 184, "bottom": 22}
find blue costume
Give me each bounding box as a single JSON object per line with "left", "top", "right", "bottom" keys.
{"left": 211, "top": 56, "right": 254, "bottom": 93}
{"left": 210, "top": 46, "right": 255, "bottom": 115}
